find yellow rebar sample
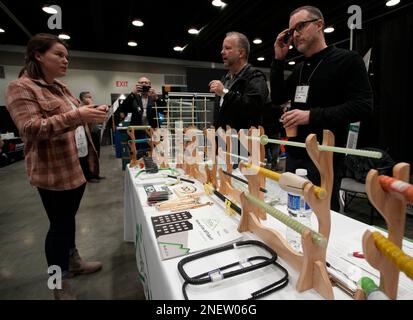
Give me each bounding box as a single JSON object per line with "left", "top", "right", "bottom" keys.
{"left": 243, "top": 163, "right": 327, "bottom": 200}
{"left": 372, "top": 232, "right": 413, "bottom": 280}
{"left": 244, "top": 192, "right": 328, "bottom": 248}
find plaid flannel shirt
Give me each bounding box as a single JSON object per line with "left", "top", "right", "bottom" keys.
{"left": 5, "top": 74, "right": 99, "bottom": 191}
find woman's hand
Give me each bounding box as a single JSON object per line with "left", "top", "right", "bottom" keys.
{"left": 79, "top": 105, "right": 108, "bottom": 123}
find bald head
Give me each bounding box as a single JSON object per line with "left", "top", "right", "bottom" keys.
{"left": 138, "top": 77, "right": 151, "bottom": 86}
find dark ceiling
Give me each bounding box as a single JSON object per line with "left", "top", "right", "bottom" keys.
{"left": 0, "top": 0, "right": 408, "bottom": 67}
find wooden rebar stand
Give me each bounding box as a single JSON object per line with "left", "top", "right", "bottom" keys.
{"left": 175, "top": 126, "right": 185, "bottom": 170}
{"left": 239, "top": 126, "right": 266, "bottom": 221}
{"left": 204, "top": 127, "right": 218, "bottom": 189}
{"left": 216, "top": 126, "right": 255, "bottom": 205}
{"left": 145, "top": 128, "right": 155, "bottom": 158}
{"left": 216, "top": 127, "right": 233, "bottom": 174}
{"left": 355, "top": 162, "right": 410, "bottom": 300}
{"left": 181, "top": 127, "right": 195, "bottom": 175}
{"left": 237, "top": 130, "right": 335, "bottom": 299}
{"left": 217, "top": 127, "right": 234, "bottom": 196}
{"left": 127, "top": 126, "right": 152, "bottom": 168}
{"left": 146, "top": 128, "right": 169, "bottom": 168}
{"left": 181, "top": 129, "right": 209, "bottom": 184}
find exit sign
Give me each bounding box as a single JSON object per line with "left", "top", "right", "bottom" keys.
{"left": 116, "top": 81, "right": 128, "bottom": 87}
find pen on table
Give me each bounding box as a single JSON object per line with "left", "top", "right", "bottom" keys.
{"left": 167, "top": 175, "right": 195, "bottom": 184}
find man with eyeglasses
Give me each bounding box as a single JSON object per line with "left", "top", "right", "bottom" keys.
{"left": 270, "top": 6, "right": 373, "bottom": 211}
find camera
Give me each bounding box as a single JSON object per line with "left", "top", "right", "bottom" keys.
{"left": 141, "top": 85, "right": 151, "bottom": 93}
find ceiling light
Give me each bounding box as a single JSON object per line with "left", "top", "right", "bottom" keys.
{"left": 128, "top": 41, "right": 138, "bottom": 47}
{"left": 212, "top": 0, "right": 226, "bottom": 7}
{"left": 386, "top": 0, "right": 400, "bottom": 6}
{"left": 324, "top": 27, "right": 335, "bottom": 33}
{"left": 253, "top": 38, "right": 262, "bottom": 45}
{"left": 42, "top": 5, "right": 58, "bottom": 14}
{"left": 174, "top": 46, "right": 184, "bottom": 52}
{"left": 288, "top": 61, "right": 296, "bottom": 66}
{"left": 0, "top": 28, "right": 5, "bottom": 33}
{"left": 188, "top": 28, "right": 199, "bottom": 35}
{"left": 132, "top": 19, "right": 144, "bottom": 27}
{"left": 257, "top": 57, "right": 265, "bottom": 62}
{"left": 289, "top": 45, "right": 293, "bottom": 49}
{"left": 58, "top": 34, "right": 70, "bottom": 40}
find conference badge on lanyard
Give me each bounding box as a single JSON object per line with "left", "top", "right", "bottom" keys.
{"left": 294, "top": 85, "right": 310, "bottom": 104}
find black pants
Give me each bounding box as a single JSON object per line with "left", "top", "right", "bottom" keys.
{"left": 79, "top": 156, "right": 94, "bottom": 180}
{"left": 38, "top": 184, "right": 86, "bottom": 273}
{"left": 91, "top": 131, "right": 101, "bottom": 158}
{"left": 286, "top": 153, "right": 344, "bottom": 212}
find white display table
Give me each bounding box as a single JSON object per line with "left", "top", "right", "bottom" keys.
{"left": 123, "top": 165, "right": 413, "bottom": 300}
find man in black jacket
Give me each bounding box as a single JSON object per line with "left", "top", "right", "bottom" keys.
{"left": 116, "top": 77, "right": 166, "bottom": 128}
{"left": 209, "top": 32, "right": 269, "bottom": 131}
{"left": 271, "top": 6, "right": 373, "bottom": 211}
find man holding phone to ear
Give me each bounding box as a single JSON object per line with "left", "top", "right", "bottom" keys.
{"left": 115, "top": 76, "right": 166, "bottom": 128}
{"left": 270, "top": 6, "right": 373, "bottom": 211}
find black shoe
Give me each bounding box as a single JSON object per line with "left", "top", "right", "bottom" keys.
{"left": 87, "top": 178, "right": 100, "bottom": 183}
{"left": 96, "top": 176, "right": 106, "bottom": 180}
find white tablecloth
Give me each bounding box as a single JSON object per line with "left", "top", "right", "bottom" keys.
{"left": 124, "top": 165, "right": 413, "bottom": 300}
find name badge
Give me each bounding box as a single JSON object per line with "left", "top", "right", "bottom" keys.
{"left": 294, "top": 85, "right": 310, "bottom": 104}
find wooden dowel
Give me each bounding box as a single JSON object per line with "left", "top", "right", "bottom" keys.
{"left": 243, "top": 192, "right": 328, "bottom": 248}
{"left": 372, "top": 232, "right": 413, "bottom": 280}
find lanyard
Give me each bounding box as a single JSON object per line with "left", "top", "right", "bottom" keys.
{"left": 298, "top": 58, "right": 325, "bottom": 85}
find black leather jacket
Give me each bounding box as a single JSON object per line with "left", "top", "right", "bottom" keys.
{"left": 213, "top": 64, "right": 270, "bottom": 131}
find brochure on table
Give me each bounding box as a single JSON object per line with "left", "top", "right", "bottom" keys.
{"left": 151, "top": 207, "right": 243, "bottom": 260}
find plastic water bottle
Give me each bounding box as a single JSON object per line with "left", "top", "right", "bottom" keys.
{"left": 360, "top": 277, "right": 390, "bottom": 300}
{"left": 286, "top": 169, "right": 312, "bottom": 253}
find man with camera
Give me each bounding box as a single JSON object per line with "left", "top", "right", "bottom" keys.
{"left": 116, "top": 76, "right": 166, "bottom": 128}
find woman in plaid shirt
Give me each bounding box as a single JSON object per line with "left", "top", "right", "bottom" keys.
{"left": 6, "top": 34, "right": 108, "bottom": 300}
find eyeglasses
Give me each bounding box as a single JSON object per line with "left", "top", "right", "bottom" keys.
{"left": 290, "top": 19, "right": 319, "bottom": 34}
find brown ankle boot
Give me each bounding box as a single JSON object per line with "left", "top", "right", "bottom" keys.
{"left": 53, "top": 279, "right": 76, "bottom": 300}
{"left": 69, "top": 249, "right": 102, "bottom": 276}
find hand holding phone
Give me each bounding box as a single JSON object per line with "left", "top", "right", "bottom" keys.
{"left": 95, "top": 104, "right": 109, "bottom": 112}
{"left": 283, "top": 31, "right": 291, "bottom": 44}
{"left": 274, "top": 28, "right": 293, "bottom": 60}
